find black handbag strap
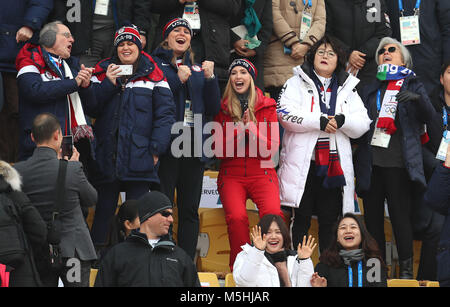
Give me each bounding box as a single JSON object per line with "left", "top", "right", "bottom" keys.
{"left": 52, "top": 159, "right": 68, "bottom": 222}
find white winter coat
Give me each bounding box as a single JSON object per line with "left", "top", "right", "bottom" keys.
{"left": 276, "top": 65, "right": 371, "bottom": 213}
{"left": 233, "top": 244, "right": 314, "bottom": 287}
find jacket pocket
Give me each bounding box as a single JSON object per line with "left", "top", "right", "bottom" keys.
{"left": 129, "top": 133, "right": 153, "bottom": 173}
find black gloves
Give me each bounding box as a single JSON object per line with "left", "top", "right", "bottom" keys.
{"left": 396, "top": 90, "right": 421, "bottom": 103}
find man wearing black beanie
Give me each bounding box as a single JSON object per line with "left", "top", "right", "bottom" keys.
{"left": 94, "top": 191, "right": 200, "bottom": 287}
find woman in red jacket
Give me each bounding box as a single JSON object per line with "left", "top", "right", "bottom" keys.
{"left": 214, "top": 59, "right": 283, "bottom": 270}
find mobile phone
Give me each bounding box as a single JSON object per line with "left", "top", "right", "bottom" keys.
{"left": 116, "top": 64, "right": 133, "bottom": 76}
{"left": 61, "top": 135, "right": 73, "bottom": 159}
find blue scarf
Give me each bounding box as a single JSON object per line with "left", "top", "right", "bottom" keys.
{"left": 242, "top": 0, "right": 261, "bottom": 38}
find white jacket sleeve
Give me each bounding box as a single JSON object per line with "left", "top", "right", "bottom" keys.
{"left": 277, "top": 77, "right": 321, "bottom": 133}
{"left": 291, "top": 257, "right": 314, "bottom": 287}
{"left": 232, "top": 245, "right": 266, "bottom": 287}
{"left": 338, "top": 90, "right": 371, "bottom": 139}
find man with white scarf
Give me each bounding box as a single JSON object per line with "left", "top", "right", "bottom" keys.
{"left": 15, "top": 21, "right": 95, "bottom": 162}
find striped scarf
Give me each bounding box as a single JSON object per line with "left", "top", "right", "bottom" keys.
{"left": 311, "top": 72, "right": 346, "bottom": 188}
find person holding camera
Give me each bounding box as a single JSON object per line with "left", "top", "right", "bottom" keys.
{"left": 15, "top": 21, "right": 96, "bottom": 163}
{"left": 14, "top": 113, "right": 98, "bottom": 287}
{"left": 86, "top": 24, "right": 176, "bottom": 250}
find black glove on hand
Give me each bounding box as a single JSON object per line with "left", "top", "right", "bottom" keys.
{"left": 396, "top": 90, "right": 421, "bottom": 103}
{"left": 320, "top": 116, "right": 329, "bottom": 131}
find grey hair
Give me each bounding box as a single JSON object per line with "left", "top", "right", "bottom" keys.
{"left": 375, "top": 37, "right": 413, "bottom": 69}
{"left": 39, "top": 21, "right": 64, "bottom": 48}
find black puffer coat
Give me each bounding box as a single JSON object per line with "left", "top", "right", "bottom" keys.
{"left": 0, "top": 161, "right": 47, "bottom": 287}
{"left": 94, "top": 230, "right": 200, "bottom": 287}
{"left": 324, "top": 0, "right": 392, "bottom": 90}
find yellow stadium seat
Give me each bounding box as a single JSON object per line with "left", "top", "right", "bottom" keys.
{"left": 426, "top": 281, "right": 440, "bottom": 287}
{"left": 196, "top": 208, "right": 260, "bottom": 273}
{"left": 225, "top": 273, "right": 236, "bottom": 287}
{"left": 198, "top": 272, "right": 220, "bottom": 287}
{"left": 89, "top": 268, "right": 98, "bottom": 287}
{"left": 387, "top": 279, "right": 420, "bottom": 287}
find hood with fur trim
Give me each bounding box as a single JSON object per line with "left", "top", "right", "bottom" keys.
{"left": 0, "top": 161, "right": 22, "bottom": 192}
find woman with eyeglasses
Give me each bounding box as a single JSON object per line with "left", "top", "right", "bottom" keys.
{"left": 277, "top": 35, "right": 371, "bottom": 253}
{"left": 354, "top": 37, "right": 437, "bottom": 279}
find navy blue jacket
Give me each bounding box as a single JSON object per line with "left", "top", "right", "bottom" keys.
{"left": 86, "top": 52, "right": 176, "bottom": 184}
{"left": 424, "top": 163, "right": 450, "bottom": 283}
{"left": 15, "top": 43, "right": 96, "bottom": 161}
{"left": 354, "top": 75, "right": 437, "bottom": 194}
{"left": 0, "top": 0, "right": 53, "bottom": 72}
{"left": 386, "top": 0, "right": 450, "bottom": 95}
{"left": 151, "top": 47, "right": 221, "bottom": 162}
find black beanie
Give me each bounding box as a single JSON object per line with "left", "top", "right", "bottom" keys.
{"left": 137, "top": 191, "right": 173, "bottom": 223}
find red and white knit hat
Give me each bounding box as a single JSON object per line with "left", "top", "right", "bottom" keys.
{"left": 114, "top": 24, "right": 142, "bottom": 50}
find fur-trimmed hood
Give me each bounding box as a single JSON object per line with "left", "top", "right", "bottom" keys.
{"left": 0, "top": 161, "right": 22, "bottom": 192}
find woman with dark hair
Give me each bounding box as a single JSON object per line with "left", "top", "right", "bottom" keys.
{"left": 354, "top": 37, "right": 437, "bottom": 279}
{"left": 277, "top": 35, "right": 371, "bottom": 251}
{"left": 152, "top": 18, "right": 221, "bottom": 260}
{"left": 105, "top": 200, "right": 140, "bottom": 249}
{"left": 311, "top": 213, "right": 387, "bottom": 287}
{"left": 85, "top": 23, "right": 176, "bottom": 248}
{"left": 233, "top": 214, "right": 316, "bottom": 287}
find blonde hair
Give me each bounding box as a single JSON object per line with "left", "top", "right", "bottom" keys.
{"left": 222, "top": 77, "right": 257, "bottom": 123}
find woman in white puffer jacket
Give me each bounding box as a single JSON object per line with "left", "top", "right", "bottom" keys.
{"left": 233, "top": 214, "right": 316, "bottom": 287}
{"left": 276, "top": 35, "right": 371, "bottom": 252}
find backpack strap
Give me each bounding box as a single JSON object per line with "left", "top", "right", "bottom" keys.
{"left": 52, "top": 159, "right": 68, "bottom": 222}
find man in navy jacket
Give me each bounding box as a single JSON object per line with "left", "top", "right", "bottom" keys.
{"left": 0, "top": 0, "right": 53, "bottom": 163}
{"left": 15, "top": 21, "right": 95, "bottom": 161}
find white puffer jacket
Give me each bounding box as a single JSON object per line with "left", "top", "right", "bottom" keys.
{"left": 233, "top": 244, "right": 314, "bottom": 287}
{"left": 276, "top": 64, "right": 371, "bottom": 213}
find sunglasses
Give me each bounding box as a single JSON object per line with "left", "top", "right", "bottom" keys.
{"left": 378, "top": 46, "right": 396, "bottom": 55}
{"left": 160, "top": 210, "right": 173, "bottom": 218}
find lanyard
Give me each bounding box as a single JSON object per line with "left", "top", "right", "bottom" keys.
{"left": 376, "top": 90, "right": 382, "bottom": 113}
{"left": 444, "top": 107, "right": 449, "bottom": 137}
{"left": 348, "top": 260, "right": 363, "bottom": 287}
{"left": 303, "top": 0, "right": 312, "bottom": 8}
{"left": 398, "top": 0, "right": 421, "bottom": 14}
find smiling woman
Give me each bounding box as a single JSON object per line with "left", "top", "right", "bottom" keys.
{"left": 312, "top": 213, "right": 387, "bottom": 287}
{"left": 233, "top": 214, "right": 316, "bottom": 287}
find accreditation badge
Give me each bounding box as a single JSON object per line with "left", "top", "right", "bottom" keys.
{"left": 436, "top": 131, "right": 450, "bottom": 161}
{"left": 399, "top": 15, "right": 421, "bottom": 46}
{"left": 183, "top": 2, "right": 201, "bottom": 30}
{"left": 299, "top": 10, "right": 312, "bottom": 41}
{"left": 371, "top": 120, "right": 391, "bottom": 148}
{"left": 94, "top": 0, "right": 109, "bottom": 16}
{"left": 184, "top": 100, "right": 194, "bottom": 127}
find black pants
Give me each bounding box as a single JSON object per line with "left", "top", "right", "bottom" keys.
{"left": 158, "top": 155, "right": 205, "bottom": 260}
{"left": 38, "top": 252, "right": 92, "bottom": 287}
{"left": 363, "top": 166, "right": 413, "bottom": 262}
{"left": 0, "top": 72, "right": 19, "bottom": 163}
{"left": 291, "top": 163, "right": 343, "bottom": 252}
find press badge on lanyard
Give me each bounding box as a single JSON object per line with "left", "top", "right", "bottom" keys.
{"left": 299, "top": 0, "right": 312, "bottom": 41}
{"left": 94, "top": 0, "right": 109, "bottom": 16}
{"left": 436, "top": 107, "right": 450, "bottom": 161}
{"left": 371, "top": 90, "right": 391, "bottom": 148}
{"left": 399, "top": 0, "right": 421, "bottom": 46}
{"left": 183, "top": 2, "right": 201, "bottom": 30}
{"left": 184, "top": 100, "right": 194, "bottom": 127}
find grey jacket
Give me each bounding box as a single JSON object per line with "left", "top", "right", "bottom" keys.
{"left": 14, "top": 147, "right": 97, "bottom": 261}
